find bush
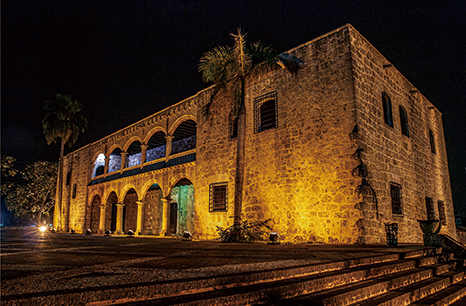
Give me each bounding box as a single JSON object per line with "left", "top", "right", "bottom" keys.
{"left": 216, "top": 219, "right": 272, "bottom": 242}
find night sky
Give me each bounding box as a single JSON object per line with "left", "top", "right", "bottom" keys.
{"left": 2, "top": 1, "right": 466, "bottom": 211}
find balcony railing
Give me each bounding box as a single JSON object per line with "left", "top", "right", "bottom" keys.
{"left": 89, "top": 150, "right": 196, "bottom": 186}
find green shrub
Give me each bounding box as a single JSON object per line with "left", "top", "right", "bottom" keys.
{"left": 216, "top": 219, "right": 272, "bottom": 242}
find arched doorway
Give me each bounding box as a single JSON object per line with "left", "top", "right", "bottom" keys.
{"left": 107, "top": 192, "right": 118, "bottom": 232}
{"left": 123, "top": 188, "right": 138, "bottom": 233}
{"left": 88, "top": 195, "right": 101, "bottom": 232}
{"left": 143, "top": 183, "right": 163, "bottom": 235}
{"left": 146, "top": 131, "right": 166, "bottom": 163}
{"left": 169, "top": 178, "right": 195, "bottom": 235}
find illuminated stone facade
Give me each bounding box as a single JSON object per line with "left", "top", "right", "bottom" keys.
{"left": 58, "top": 24, "right": 455, "bottom": 243}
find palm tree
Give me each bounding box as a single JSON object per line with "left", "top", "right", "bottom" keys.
{"left": 43, "top": 94, "right": 88, "bottom": 230}
{"left": 198, "top": 29, "right": 300, "bottom": 223}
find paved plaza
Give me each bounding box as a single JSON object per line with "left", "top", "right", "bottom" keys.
{"left": 1, "top": 229, "right": 428, "bottom": 305}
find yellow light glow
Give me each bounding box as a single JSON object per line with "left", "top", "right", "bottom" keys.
{"left": 39, "top": 226, "right": 47, "bottom": 232}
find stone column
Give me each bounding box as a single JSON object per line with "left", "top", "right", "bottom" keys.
{"left": 104, "top": 156, "right": 110, "bottom": 175}
{"left": 165, "top": 135, "right": 174, "bottom": 161}
{"left": 116, "top": 203, "right": 125, "bottom": 234}
{"left": 140, "top": 144, "right": 148, "bottom": 165}
{"left": 98, "top": 204, "right": 107, "bottom": 234}
{"left": 160, "top": 197, "right": 171, "bottom": 235}
{"left": 120, "top": 152, "right": 128, "bottom": 171}
{"left": 136, "top": 201, "right": 145, "bottom": 235}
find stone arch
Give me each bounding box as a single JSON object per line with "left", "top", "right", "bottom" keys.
{"left": 87, "top": 194, "right": 101, "bottom": 232}
{"left": 103, "top": 188, "right": 118, "bottom": 205}
{"left": 168, "top": 115, "right": 197, "bottom": 136}
{"left": 106, "top": 144, "right": 123, "bottom": 158}
{"left": 168, "top": 173, "right": 195, "bottom": 193}
{"left": 143, "top": 127, "right": 167, "bottom": 144}
{"left": 106, "top": 191, "right": 119, "bottom": 232}
{"left": 123, "top": 188, "right": 139, "bottom": 233}
{"left": 169, "top": 118, "right": 197, "bottom": 155}
{"left": 123, "top": 136, "right": 144, "bottom": 152}
{"left": 168, "top": 176, "right": 195, "bottom": 235}
{"left": 141, "top": 180, "right": 165, "bottom": 235}
{"left": 107, "top": 145, "right": 123, "bottom": 173}
{"left": 91, "top": 152, "right": 106, "bottom": 177}
{"left": 92, "top": 150, "right": 106, "bottom": 164}
{"left": 124, "top": 137, "right": 144, "bottom": 168}
{"left": 144, "top": 129, "right": 167, "bottom": 163}
{"left": 141, "top": 179, "right": 166, "bottom": 199}
{"left": 119, "top": 184, "right": 139, "bottom": 203}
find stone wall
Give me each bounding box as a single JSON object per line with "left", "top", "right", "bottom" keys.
{"left": 59, "top": 24, "right": 455, "bottom": 243}
{"left": 348, "top": 26, "right": 455, "bottom": 242}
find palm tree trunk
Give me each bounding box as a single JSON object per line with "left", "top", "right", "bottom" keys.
{"left": 234, "top": 78, "right": 246, "bottom": 223}
{"left": 55, "top": 138, "right": 65, "bottom": 230}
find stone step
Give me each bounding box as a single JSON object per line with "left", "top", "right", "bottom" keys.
{"left": 450, "top": 295, "right": 466, "bottom": 306}
{"left": 112, "top": 259, "right": 437, "bottom": 305}
{"left": 273, "top": 265, "right": 449, "bottom": 306}
{"left": 1, "top": 253, "right": 401, "bottom": 306}
{"left": 410, "top": 279, "right": 466, "bottom": 306}
{"left": 417, "top": 253, "right": 454, "bottom": 267}
{"left": 350, "top": 268, "right": 464, "bottom": 306}
{"left": 403, "top": 248, "right": 443, "bottom": 259}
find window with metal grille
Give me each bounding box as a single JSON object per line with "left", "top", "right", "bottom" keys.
{"left": 254, "top": 91, "right": 277, "bottom": 133}
{"left": 390, "top": 183, "right": 402, "bottom": 215}
{"left": 399, "top": 106, "right": 409, "bottom": 137}
{"left": 438, "top": 200, "right": 446, "bottom": 225}
{"left": 382, "top": 92, "right": 393, "bottom": 127}
{"left": 429, "top": 130, "right": 436, "bottom": 154}
{"left": 72, "top": 184, "right": 77, "bottom": 199}
{"left": 425, "top": 197, "right": 435, "bottom": 220}
{"left": 209, "top": 182, "right": 227, "bottom": 212}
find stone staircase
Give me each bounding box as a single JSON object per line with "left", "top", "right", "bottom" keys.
{"left": 115, "top": 247, "right": 466, "bottom": 306}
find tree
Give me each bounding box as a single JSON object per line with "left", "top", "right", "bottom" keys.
{"left": 1, "top": 160, "right": 58, "bottom": 224}
{"left": 1, "top": 154, "right": 17, "bottom": 177}
{"left": 198, "top": 29, "right": 301, "bottom": 222}
{"left": 42, "top": 94, "right": 87, "bottom": 230}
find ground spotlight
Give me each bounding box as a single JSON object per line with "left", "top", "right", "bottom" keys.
{"left": 268, "top": 232, "right": 280, "bottom": 244}
{"left": 85, "top": 229, "right": 92, "bottom": 235}
{"left": 127, "top": 230, "right": 134, "bottom": 237}
{"left": 39, "top": 226, "right": 47, "bottom": 233}
{"left": 105, "top": 229, "right": 111, "bottom": 236}
{"left": 182, "top": 231, "right": 192, "bottom": 241}
{"left": 70, "top": 229, "right": 76, "bottom": 234}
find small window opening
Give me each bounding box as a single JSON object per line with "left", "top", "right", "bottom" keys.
{"left": 382, "top": 92, "right": 393, "bottom": 127}
{"left": 66, "top": 171, "right": 72, "bottom": 186}
{"left": 209, "top": 182, "right": 227, "bottom": 212}
{"left": 425, "top": 197, "right": 435, "bottom": 220}
{"left": 390, "top": 183, "right": 402, "bottom": 215}
{"left": 399, "top": 106, "right": 409, "bottom": 137}
{"left": 429, "top": 130, "right": 436, "bottom": 154}
{"left": 72, "top": 184, "right": 77, "bottom": 199}
{"left": 438, "top": 201, "right": 446, "bottom": 225}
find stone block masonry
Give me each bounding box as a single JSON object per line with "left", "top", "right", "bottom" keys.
{"left": 59, "top": 24, "right": 455, "bottom": 243}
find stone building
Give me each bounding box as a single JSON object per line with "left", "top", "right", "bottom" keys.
{"left": 58, "top": 24, "right": 455, "bottom": 243}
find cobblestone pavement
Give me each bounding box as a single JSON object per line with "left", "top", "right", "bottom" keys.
{"left": 1, "top": 229, "right": 426, "bottom": 304}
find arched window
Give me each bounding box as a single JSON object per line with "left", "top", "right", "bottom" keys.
{"left": 382, "top": 92, "right": 393, "bottom": 127}
{"left": 429, "top": 130, "right": 436, "bottom": 154}
{"left": 399, "top": 106, "right": 409, "bottom": 137}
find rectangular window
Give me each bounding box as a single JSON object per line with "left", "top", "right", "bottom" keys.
{"left": 209, "top": 182, "right": 228, "bottom": 212}
{"left": 438, "top": 200, "right": 446, "bottom": 225}
{"left": 254, "top": 91, "right": 278, "bottom": 133}
{"left": 390, "top": 183, "right": 402, "bottom": 215}
{"left": 425, "top": 197, "right": 435, "bottom": 220}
